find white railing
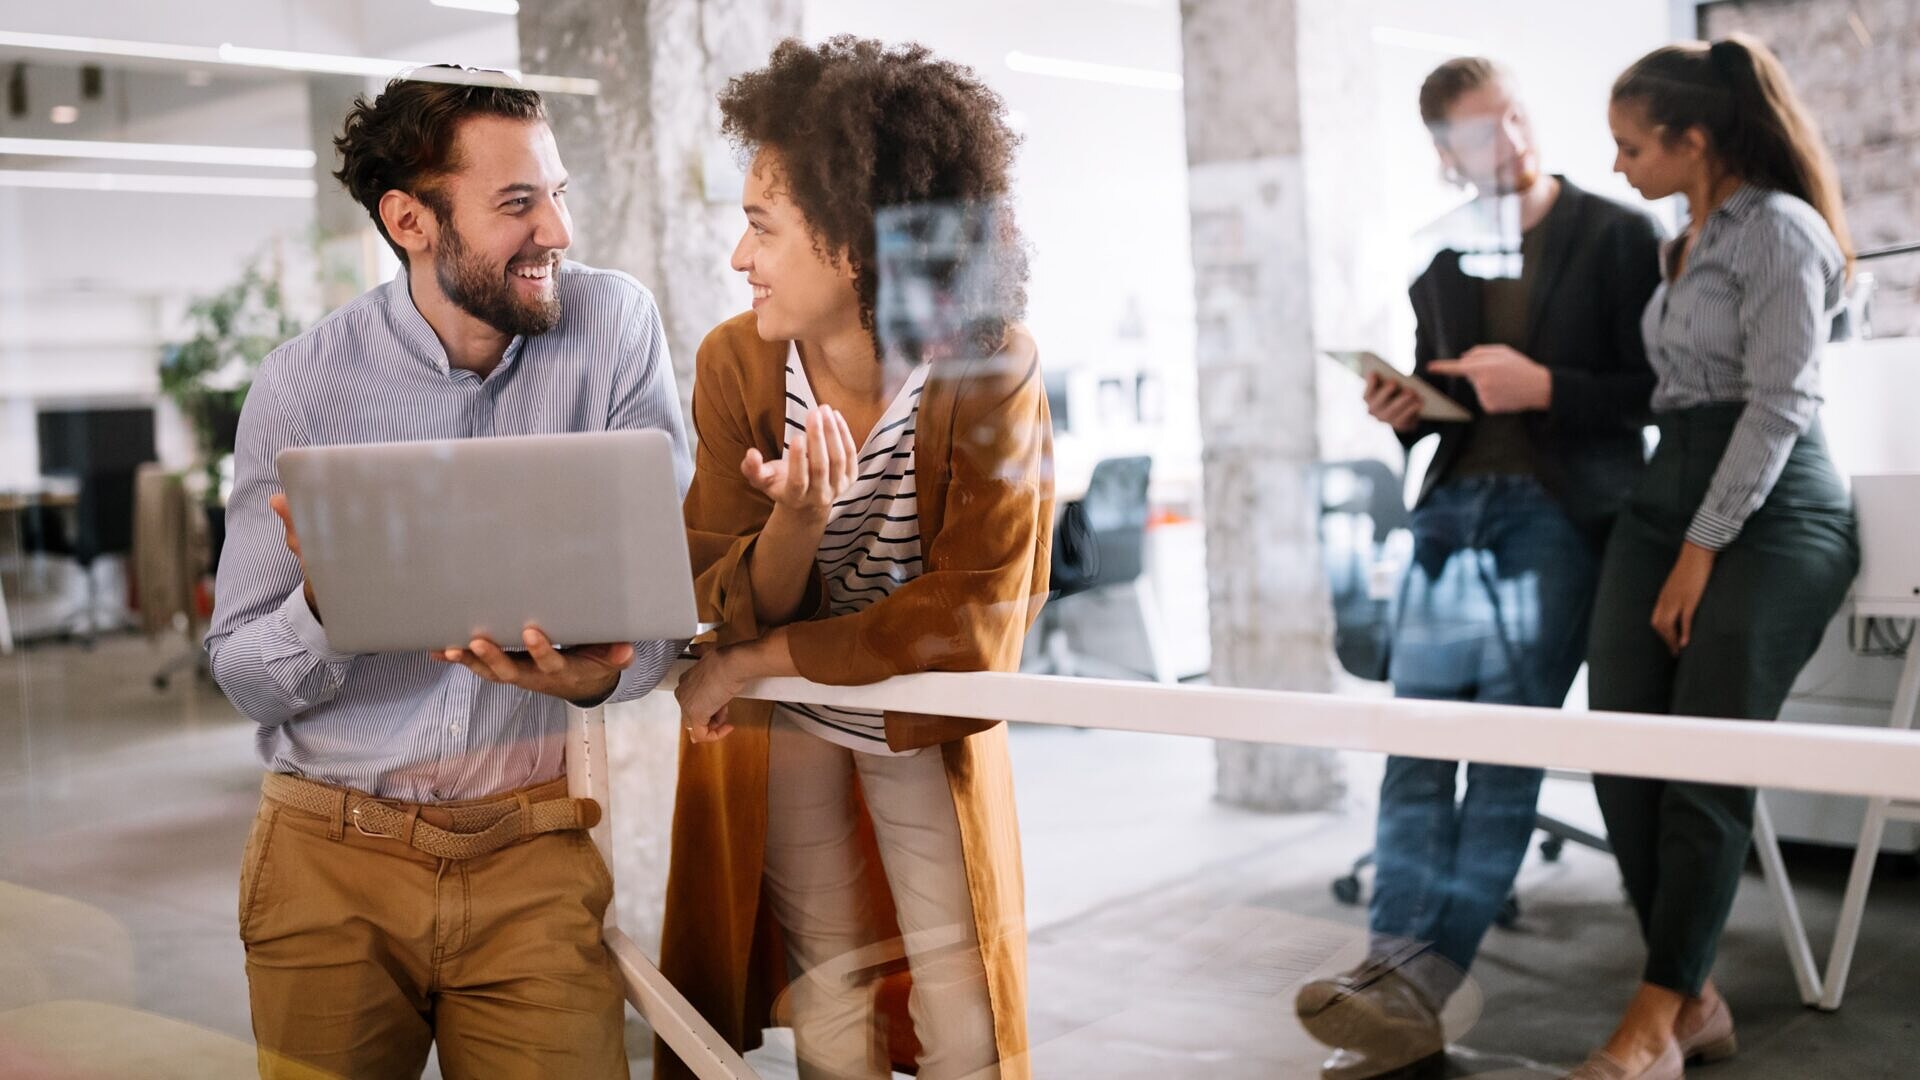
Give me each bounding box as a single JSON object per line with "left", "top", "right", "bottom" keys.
{"left": 733, "top": 670, "right": 1920, "bottom": 800}
{"left": 572, "top": 660, "right": 1920, "bottom": 1078}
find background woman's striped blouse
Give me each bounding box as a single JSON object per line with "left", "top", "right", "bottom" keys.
{"left": 1641, "top": 184, "right": 1846, "bottom": 550}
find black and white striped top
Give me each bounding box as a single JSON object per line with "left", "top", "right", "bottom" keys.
{"left": 775, "top": 343, "right": 929, "bottom": 756}
{"left": 1642, "top": 184, "right": 1846, "bottom": 550}
{"left": 205, "top": 265, "right": 691, "bottom": 801}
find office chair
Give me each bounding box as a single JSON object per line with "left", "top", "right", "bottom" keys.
{"left": 1318, "top": 459, "right": 1409, "bottom": 683}
{"left": 34, "top": 408, "right": 157, "bottom": 644}
{"left": 1030, "top": 454, "right": 1171, "bottom": 682}
{"left": 0, "top": 498, "right": 17, "bottom": 655}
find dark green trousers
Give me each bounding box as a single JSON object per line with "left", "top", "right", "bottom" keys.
{"left": 1587, "top": 405, "right": 1858, "bottom": 995}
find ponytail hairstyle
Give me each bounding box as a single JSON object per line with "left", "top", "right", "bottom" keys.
{"left": 1612, "top": 33, "right": 1853, "bottom": 278}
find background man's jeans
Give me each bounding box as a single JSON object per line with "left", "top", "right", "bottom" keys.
{"left": 1368, "top": 475, "right": 1597, "bottom": 1004}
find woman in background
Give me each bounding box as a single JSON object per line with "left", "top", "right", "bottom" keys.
{"left": 1578, "top": 33, "right": 1859, "bottom": 1080}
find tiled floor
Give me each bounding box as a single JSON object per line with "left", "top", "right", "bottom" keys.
{"left": 3, "top": 634, "right": 1918, "bottom": 1078}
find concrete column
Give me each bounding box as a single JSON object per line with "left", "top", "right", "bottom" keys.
{"left": 517, "top": 0, "right": 800, "bottom": 961}
{"left": 1180, "top": 0, "right": 1345, "bottom": 811}
{"left": 520, "top": 0, "right": 800, "bottom": 412}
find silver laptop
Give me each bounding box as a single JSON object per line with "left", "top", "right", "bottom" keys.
{"left": 276, "top": 430, "right": 700, "bottom": 654}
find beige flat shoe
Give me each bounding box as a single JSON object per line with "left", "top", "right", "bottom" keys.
{"left": 1562, "top": 1040, "right": 1683, "bottom": 1080}
{"left": 1676, "top": 992, "right": 1737, "bottom": 1064}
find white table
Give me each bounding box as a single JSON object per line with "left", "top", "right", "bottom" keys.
{"left": 1756, "top": 595, "right": 1920, "bottom": 1010}
{"left": 1801, "top": 597, "right": 1920, "bottom": 1009}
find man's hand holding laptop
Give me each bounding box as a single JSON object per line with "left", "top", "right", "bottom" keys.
{"left": 435, "top": 629, "right": 636, "bottom": 708}
{"left": 268, "top": 492, "right": 321, "bottom": 623}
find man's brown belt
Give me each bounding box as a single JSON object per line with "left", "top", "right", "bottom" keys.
{"left": 262, "top": 773, "right": 602, "bottom": 860}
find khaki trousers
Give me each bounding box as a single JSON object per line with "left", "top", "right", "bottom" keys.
{"left": 239, "top": 776, "right": 627, "bottom": 1079}
{"left": 764, "top": 711, "right": 998, "bottom": 1080}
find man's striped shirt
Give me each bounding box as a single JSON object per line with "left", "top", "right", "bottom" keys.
{"left": 205, "top": 265, "right": 691, "bottom": 801}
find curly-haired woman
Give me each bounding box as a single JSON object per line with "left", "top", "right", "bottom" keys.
{"left": 656, "top": 37, "right": 1051, "bottom": 1080}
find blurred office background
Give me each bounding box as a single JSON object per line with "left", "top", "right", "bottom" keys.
{"left": 3, "top": 1, "right": 1919, "bottom": 1076}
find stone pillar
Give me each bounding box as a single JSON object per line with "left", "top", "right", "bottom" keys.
{"left": 1180, "top": 0, "right": 1345, "bottom": 811}
{"left": 520, "top": 0, "right": 800, "bottom": 412}
{"left": 517, "top": 0, "right": 800, "bottom": 960}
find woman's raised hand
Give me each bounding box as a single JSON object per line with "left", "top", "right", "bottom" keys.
{"left": 741, "top": 405, "right": 860, "bottom": 520}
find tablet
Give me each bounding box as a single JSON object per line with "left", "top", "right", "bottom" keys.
{"left": 276, "top": 429, "right": 700, "bottom": 654}
{"left": 1324, "top": 349, "right": 1472, "bottom": 423}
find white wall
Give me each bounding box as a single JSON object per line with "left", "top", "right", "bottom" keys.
{"left": 798, "top": 0, "right": 1678, "bottom": 498}
{"left": 1368, "top": 0, "right": 1678, "bottom": 241}
{"left": 803, "top": 0, "right": 1203, "bottom": 496}
{"left": 0, "top": 2, "right": 523, "bottom": 482}
{"left": 1314, "top": 0, "right": 1677, "bottom": 474}
{"left": 3, "top": 0, "right": 1677, "bottom": 490}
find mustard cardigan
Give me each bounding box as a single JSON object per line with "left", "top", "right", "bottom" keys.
{"left": 656, "top": 311, "right": 1053, "bottom": 1078}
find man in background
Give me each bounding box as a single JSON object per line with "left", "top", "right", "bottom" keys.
{"left": 1293, "top": 57, "right": 1664, "bottom": 1080}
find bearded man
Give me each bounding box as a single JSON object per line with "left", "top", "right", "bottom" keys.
{"left": 207, "top": 66, "right": 688, "bottom": 1080}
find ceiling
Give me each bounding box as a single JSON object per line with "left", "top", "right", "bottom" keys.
{"left": 0, "top": 0, "right": 524, "bottom": 152}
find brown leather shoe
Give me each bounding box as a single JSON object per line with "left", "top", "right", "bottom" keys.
{"left": 1675, "top": 992, "right": 1737, "bottom": 1064}
{"left": 1562, "top": 1041, "right": 1683, "bottom": 1080}
{"left": 1321, "top": 1044, "right": 1447, "bottom": 1079}
{"left": 1295, "top": 966, "right": 1443, "bottom": 1058}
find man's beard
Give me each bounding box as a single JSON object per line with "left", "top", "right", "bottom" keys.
{"left": 1504, "top": 160, "right": 1542, "bottom": 195}
{"left": 1493, "top": 148, "right": 1542, "bottom": 196}
{"left": 435, "top": 223, "right": 562, "bottom": 338}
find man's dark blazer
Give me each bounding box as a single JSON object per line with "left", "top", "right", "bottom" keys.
{"left": 1401, "top": 177, "right": 1665, "bottom": 547}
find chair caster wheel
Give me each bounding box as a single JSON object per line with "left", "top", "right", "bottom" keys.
{"left": 1332, "top": 875, "right": 1362, "bottom": 906}
{"left": 1495, "top": 894, "right": 1520, "bottom": 929}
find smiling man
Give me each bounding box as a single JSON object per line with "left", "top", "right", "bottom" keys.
{"left": 206, "top": 67, "right": 688, "bottom": 1079}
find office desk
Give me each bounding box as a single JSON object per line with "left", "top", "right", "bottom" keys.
{"left": 1764, "top": 471, "right": 1920, "bottom": 1010}
{"left": 0, "top": 486, "right": 80, "bottom": 513}
{"left": 1790, "top": 597, "right": 1920, "bottom": 1010}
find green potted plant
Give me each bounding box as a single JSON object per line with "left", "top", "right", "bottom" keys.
{"left": 159, "top": 264, "right": 304, "bottom": 502}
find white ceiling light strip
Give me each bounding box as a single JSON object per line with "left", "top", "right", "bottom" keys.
{"left": 215, "top": 46, "right": 598, "bottom": 97}
{"left": 1369, "top": 26, "right": 1489, "bottom": 55}
{"left": 0, "top": 31, "right": 598, "bottom": 96}
{"left": 0, "top": 169, "right": 318, "bottom": 198}
{"left": 1004, "top": 51, "right": 1182, "bottom": 92}
{"left": 0, "top": 30, "right": 213, "bottom": 65}
{"left": 431, "top": 0, "right": 522, "bottom": 13}
{"left": 0, "top": 137, "right": 316, "bottom": 169}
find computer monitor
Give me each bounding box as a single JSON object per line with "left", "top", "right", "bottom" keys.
{"left": 34, "top": 406, "right": 157, "bottom": 562}
{"left": 36, "top": 407, "right": 156, "bottom": 476}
